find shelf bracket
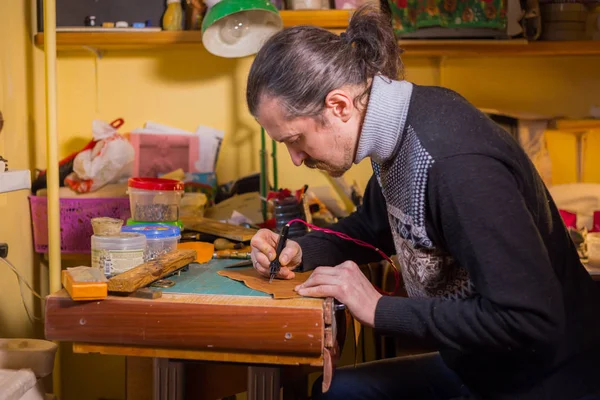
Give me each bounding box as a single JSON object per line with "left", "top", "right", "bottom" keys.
{"left": 82, "top": 46, "right": 104, "bottom": 59}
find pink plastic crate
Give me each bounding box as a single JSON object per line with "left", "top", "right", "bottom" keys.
{"left": 29, "top": 196, "right": 131, "bottom": 253}
{"left": 129, "top": 133, "right": 200, "bottom": 177}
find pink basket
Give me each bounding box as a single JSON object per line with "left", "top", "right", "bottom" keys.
{"left": 29, "top": 196, "right": 131, "bottom": 253}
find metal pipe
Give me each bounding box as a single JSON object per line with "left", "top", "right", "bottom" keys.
{"left": 43, "top": 0, "right": 61, "bottom": 296}
{"left": 260, "top": 127, "right": 268, "bottom": 221}
{"left": 44, "top": 0, "right": 61, "bottom": 298}
{"left": 43, "top": 0, "right": 62, "bottom": 396}
{"left": 271, "top": 138, "right": 278, "bottom": 192}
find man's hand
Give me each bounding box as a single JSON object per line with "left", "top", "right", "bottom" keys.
{"left": 250, "top": 228, "right": 303, "bottom": 280}
{"left": 294, "top": 261, "right": 382, "bottom": 328}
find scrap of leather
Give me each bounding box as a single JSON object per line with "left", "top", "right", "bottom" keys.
{"left": 217, "top": 268, "right": 312, "bottom": 299}
{"left": 322, "top": 347, "right": 334, "bottom": 393}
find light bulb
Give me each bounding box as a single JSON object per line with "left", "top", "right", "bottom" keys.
{"left": 219, "top": 14, "right": 251, "bottom": 45}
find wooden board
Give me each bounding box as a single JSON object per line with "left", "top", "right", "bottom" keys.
{"left": 45, "top": 290, "right": 324, "bottom": 356}
{"left": 181, "top": 216, "right": 257, "bottom": 242}
{"left": 552, "top": 119, "right": 600, "bottom": 131}
{"left": 75, "top": 343, "right": 324, "bottom": 366}
{"left": 107, "top": 249, "right": 196, "bottom": 293}
{"left": 280, "top": 9, "right": 352, "bottom": 28}
{"left": 32, "top": 29, "right": 600, "bottom": 57}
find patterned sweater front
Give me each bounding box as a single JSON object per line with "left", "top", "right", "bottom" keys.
{"left": 296, "top": 76, "right": 600, "bottom": 399}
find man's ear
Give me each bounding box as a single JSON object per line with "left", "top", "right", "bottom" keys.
{"left": 324, "top": 89, "right": 354, "bottom": 122}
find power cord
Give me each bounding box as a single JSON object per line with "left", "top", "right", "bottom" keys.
{"left": 285, "top": 219, "right": 401, "bottom": 295}
{"left": 0, "top": 245, "right": 44, "bottom": 324}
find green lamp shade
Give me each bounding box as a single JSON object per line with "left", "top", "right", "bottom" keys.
{"left": 201, "top": 0, "right": 283, "bottom": 58}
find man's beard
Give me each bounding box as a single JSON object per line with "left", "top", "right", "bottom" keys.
{"left": 304, "top": 158, "right": 348, "bottom": 177}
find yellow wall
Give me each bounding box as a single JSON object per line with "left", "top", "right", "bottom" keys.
{"left": 583, "top": 130, "right": 600, "bottom": 183}
{"left": 440, "top": 56, "right": 600, "bottom": 119}
{"left": 48, "top": 53, "right": 600, "bottom": 193}
{"left": 0, "top": 0, "right": 45, "bottom": 340}
{"left": 545, "top": 129, "right": 579, "bottom": 184}
{"left": 0, "top": 1, "right": 598, "bottom": 398}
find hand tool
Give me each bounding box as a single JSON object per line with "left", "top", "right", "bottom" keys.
{"left": 214, "top": 238, "right": 246, "bottom": 250}
{"left": 213, "top": 247, "right": 252, "bottom": 259}
{"left": 224, "top": 260, "right": 253, "bottom": 268}
{"left": 269, "top": 224, "right": 290, "bottom": 283}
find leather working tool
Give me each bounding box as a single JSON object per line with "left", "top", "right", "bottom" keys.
{"left": 270, "top": 224, "right": 290, "bottom": 283}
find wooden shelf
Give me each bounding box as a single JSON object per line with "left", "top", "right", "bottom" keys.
{"left": 398, "top": 40, "right": 600, "bottom": 57}
{"left": 35, "top": 30, "right": 205, "bottom": 49}
{"left": 280, "top": 9, "right": 351, "bottom": 28}
{"left": 33, "top": 10, "right": 600, "bottom": 56}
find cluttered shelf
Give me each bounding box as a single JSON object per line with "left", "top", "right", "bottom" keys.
{"left": 33, "top": 9, "right": 600, "bottom": 56}
{"left": 32, "top": 10, "right": 351, "bottom": 50}
{"left": 32, "top": 31, "right": 600, "bottom": 56}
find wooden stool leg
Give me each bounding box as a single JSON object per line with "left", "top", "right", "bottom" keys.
{"left": 153, "top": 358, "right": 185, "bottom": 400}
{"left": 248, "top": 366, "right": 281, "bottom": 400}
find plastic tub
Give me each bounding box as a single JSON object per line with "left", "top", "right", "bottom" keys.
{"left": 91, "top": 233, "right": 147, "bottom": 277}
{"left": 126, "top": 218, "right": 183, "bottom": 230}
{"left": 128, "top": 178, "right": 184, "bottom": 222}
{"left": 0, "top": 339, "right": 58, "bottom": 378}
{"left": 122, "top": 224, "right": 181, "bottom": 260}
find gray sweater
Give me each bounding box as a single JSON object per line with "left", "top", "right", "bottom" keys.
{"left": 296, "top": 76, "right": 600, "bottom": 399}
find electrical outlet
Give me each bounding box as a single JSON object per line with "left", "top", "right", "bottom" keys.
{"left": 0, "top": 243, "right": 8, "bottom": 258}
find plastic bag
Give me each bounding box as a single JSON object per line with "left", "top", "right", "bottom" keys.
{"left": 65, "top": 119, "right": 135, "bottom": 193}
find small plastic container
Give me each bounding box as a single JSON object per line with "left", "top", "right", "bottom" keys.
{"left": 91, "top": 233, "right": 147, "bottom": 277}
{"left": 126, "top": 218, "right": 183, "bottom": 230}
{"left": 128, "top": 178, "right": 184, "bottom": 223}
{"left": 122, "top": 224, "right": 181, "bottom": 260}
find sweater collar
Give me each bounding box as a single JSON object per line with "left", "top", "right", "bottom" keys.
{"left": 354, "top": 76, "right": 413, "bottom": 164}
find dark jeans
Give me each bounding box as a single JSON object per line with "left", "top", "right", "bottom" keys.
{"left": 311, "top": 352, "right": 472, "bottom": 400}
{"left": 311, "top": 352, "right": 600, "bottom": 400}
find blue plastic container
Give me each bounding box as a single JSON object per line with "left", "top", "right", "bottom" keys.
{"left": 121, "top": 224, "right": 181, "bottom": 260}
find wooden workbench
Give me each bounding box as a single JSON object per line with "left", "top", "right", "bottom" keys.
{"left": 45, "top": 260, "right": 346, "bottom": 399}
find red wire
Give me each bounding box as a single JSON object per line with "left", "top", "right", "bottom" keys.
{"left": 286, "top": 218, "right": 400, "bottom": 296}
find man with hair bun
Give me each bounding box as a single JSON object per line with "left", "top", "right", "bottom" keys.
{"left": 247, "top": 5, "right": 600, "bottom": 399}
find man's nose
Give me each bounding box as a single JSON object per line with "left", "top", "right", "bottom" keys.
{"left": 288, "top": 147, "right": 306, "bottom": 167}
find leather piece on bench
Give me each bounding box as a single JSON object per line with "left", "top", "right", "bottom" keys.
{"left": 218, "top": 268, "right": 312, "bottom": 299}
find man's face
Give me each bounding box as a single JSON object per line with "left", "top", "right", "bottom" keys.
{"left": 256, "top": 92, "right": 362, "bottom": 177}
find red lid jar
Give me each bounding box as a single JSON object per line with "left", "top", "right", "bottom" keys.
{"left": 128, "top": 177, "right": 184, "bottom": 192}
{"left": 127, "top": 178, "right": 184, "bottom": 222}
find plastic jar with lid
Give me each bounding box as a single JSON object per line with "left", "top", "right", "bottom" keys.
{"left": 122, "top": 224, "right": 181, "bottom": 260}
{"left": 91, "top": 233, "right": 147, "bottom": 277}
{"left": 128, "top": 177, "right": 184, "bottom": 223}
